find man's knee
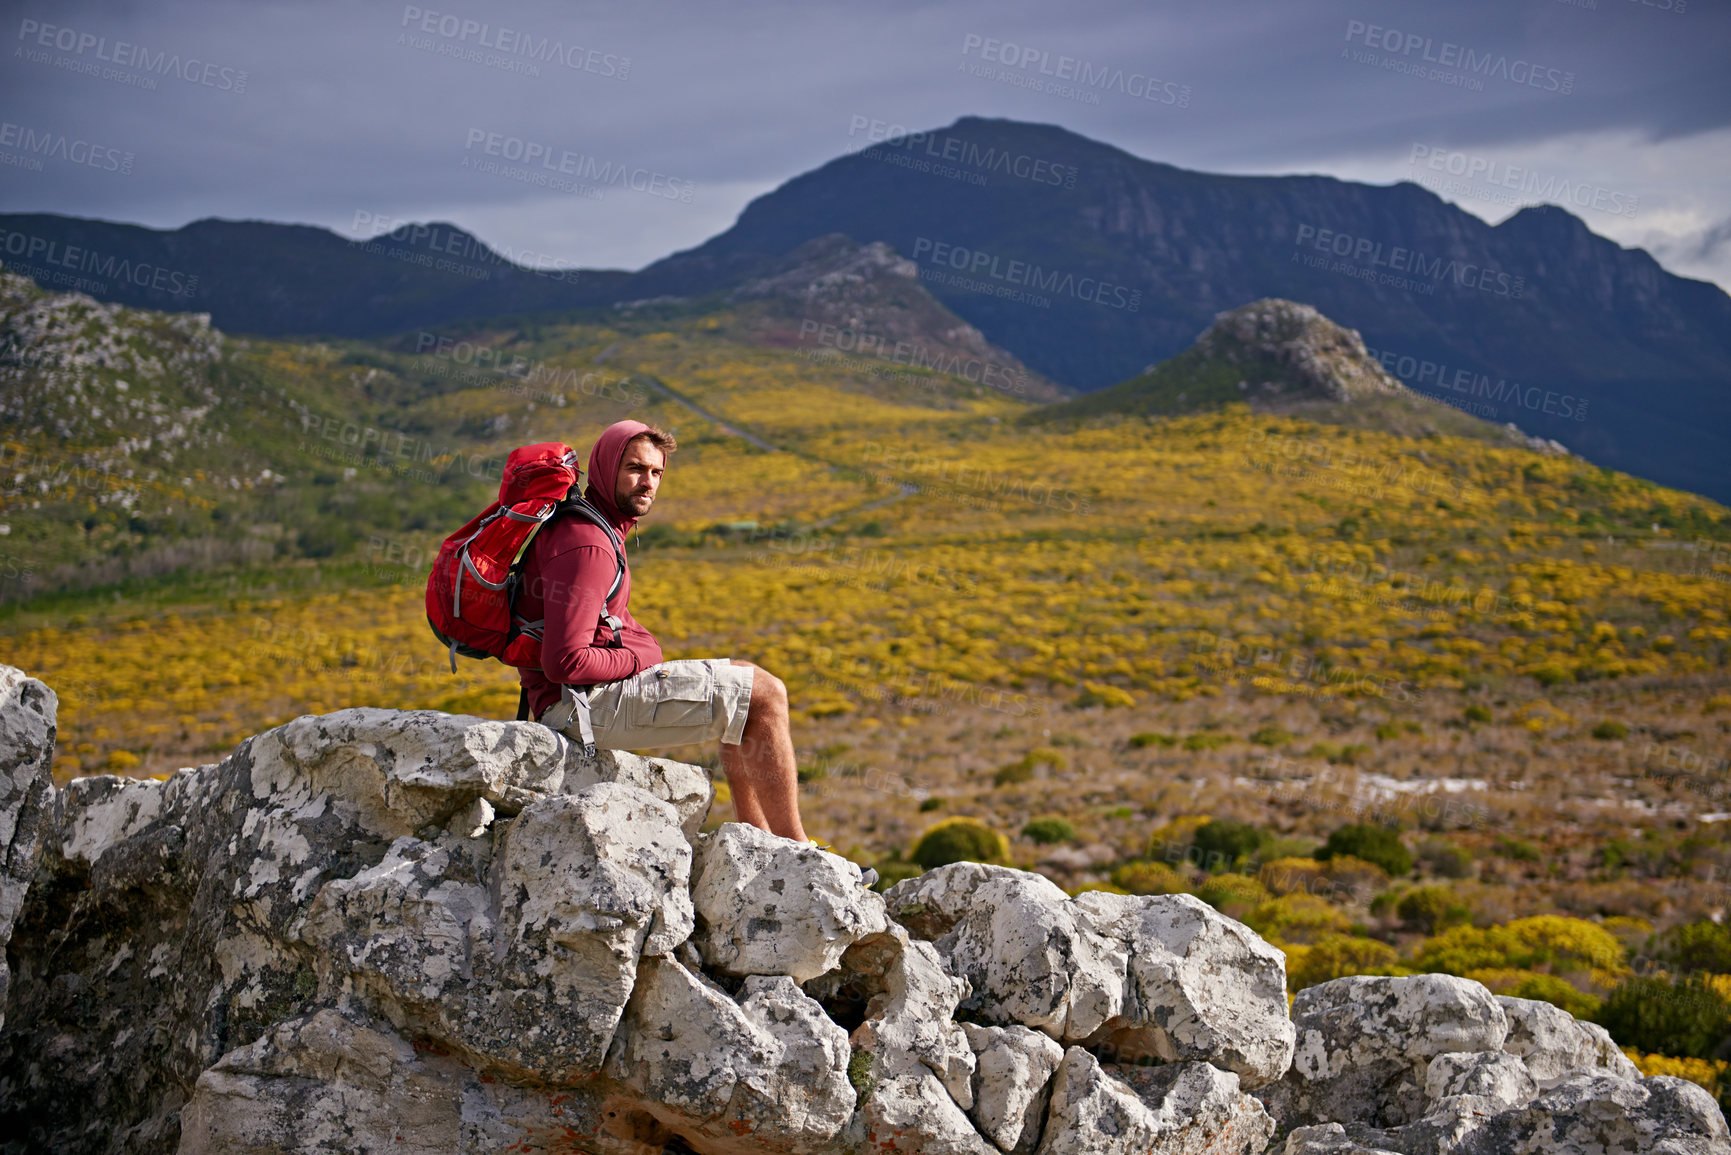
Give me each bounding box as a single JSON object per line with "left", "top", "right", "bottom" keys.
{"left": 757, "top": 669, "right": 788, "bottom": 712}
{"left": 734, "top": 661, "right": 787, "bottom": 718}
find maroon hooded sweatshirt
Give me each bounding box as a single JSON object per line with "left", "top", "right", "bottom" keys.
{"left": 517, "top": 420, "right": 664, "bottom": 720}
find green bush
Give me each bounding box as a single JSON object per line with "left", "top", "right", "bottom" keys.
{"left": 1128, "top": 732, "right": 1178, "bottom": 748}
{"left": 848, "top": 1047, "right": 877, "bottom": 1102}
{"left": 1592, "top": 720, "right": 1630, "bottom": 740}
{"left": 1596, "top": 975, "right": 1731, "bottom": 1059}
{"left": 1183, "top": 732, "right": 1230, "bottom": 752}
{"left": 1195, "top": 874, "right": 1269, "bottom": 918}
{"left": 918, "top": 796, "right": 944, "bottom": 812}
{"left": 1247, "top": 894, "right": 1353, "bottom": 944}
{"left": 1111, "top": 861, "right": 1187, "bottom": 895}
{"left": 1249, "top": 725, "right": 1293, "bottom": 747}
{"left": 911, "top": 818, "right": 1009, "bottom": 870}
{"left": 1022, "top": 817, "right": 1077, "bottom": 845}
{"left": 1464, "top": 704, "right": 1493, "bottom": 723}
{"left": 1417, "top": 839, "right": 1475, "bottom": 880}
{"left": 1397, "top": 885, "right": 1472, "bottom": 934}
{"left": 1290, "top": 934, "right": 1404, "bottom": 991}
{"left": 1495, "top": 836, "right": 1542, "bottom": 863}
{"left": 1318, "top": 823, "right": 1413, "bottom": 877}
{"left": 995, "top": 746, "right": 1067, "bottom": 786}
{"left": 296, "top": 520, "right": 356, "bottom": 559}
{"left": 1192, "top": 820, "right": 1268, "bottom": 869}
{"left": 1654, "top": 921, "right": 1731, "bottom": 974}
{"left": 1502, "top": 972, "right": 1602, "bottom": 1020}
{"left": 1308, "top": 742, "right": 1370, "bottom": 765}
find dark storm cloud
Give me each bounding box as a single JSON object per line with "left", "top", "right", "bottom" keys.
{"left": 0, "top": 0, "right": 1725, "bottom": 277}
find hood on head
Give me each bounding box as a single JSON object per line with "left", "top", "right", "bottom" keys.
{"left": 584, "top": 419, "right": 654, "bottom": 531}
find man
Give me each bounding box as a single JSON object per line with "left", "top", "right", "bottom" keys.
{"left": 519, "top": 420, "right": 851, "bottom": 865}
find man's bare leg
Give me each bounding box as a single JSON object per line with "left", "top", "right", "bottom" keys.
{"left": 721, "top": 661, "right": 807, "bottom": 842}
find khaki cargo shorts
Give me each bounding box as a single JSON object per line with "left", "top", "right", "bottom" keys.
{"left": 540, "top": 658, "right": 754, "bottom": 750}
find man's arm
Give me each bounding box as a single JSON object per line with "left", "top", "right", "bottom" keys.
{"left": 539, "top": 543, "right": 644, "bottom": 686}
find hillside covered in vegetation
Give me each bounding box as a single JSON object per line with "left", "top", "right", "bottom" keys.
{"left": 4, "top": 272, "right": 1731, "bottom": 1102}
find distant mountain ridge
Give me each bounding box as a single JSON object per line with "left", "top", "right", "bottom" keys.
{"left": 626, "top": 118, "right": 1731, "bottom": 500}
{"left": 2, "top": 116, "right": 1728, "bottom": 499}
{"left": 0, "top": 214, "right": 622, "bottom": 335}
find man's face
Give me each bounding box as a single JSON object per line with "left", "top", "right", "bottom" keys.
{"left": 614, "top": 437, "right": 665, "bottom": 516}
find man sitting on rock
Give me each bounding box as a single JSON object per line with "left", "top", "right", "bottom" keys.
{"left": 519, "top": 420, "right": 861, "bottom": 872}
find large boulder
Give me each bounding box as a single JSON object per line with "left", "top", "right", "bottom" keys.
{"left": 887, "top": 863, "right": 1118, "bottom": 1041}
{"left": 0, "top": 705, "right": 703, "bottom": 1151}
{"left": 886, "top": 864, "right": 1293, "bottom": 1088}
{"left": 302, "top": 782, "right": 694, "bottom": 1082}
{"left": 1423, "top": 1050, "right": 1536, "bottom": 1112}
{"left": 692, "top": 822, "right": 889, "bottom": 983}
{"left": 1455, "top": 1073, "right": 1731, "bottom": 1155}
{"left": 0, "top": 666, "right": 55, "bottom": 1030}
{"left": 1495, "top": 995, "right": 1641, "bottom": 1087}
{"left": 1035, "top": 1046, "right": 1275, "bottom": 1155}
{"left": 814, "top": 922, "right": 992, "bottom": 1154}
{"left": 607, "top": 955, "right": 856, "bottom": 1153}
{"left": 1073, "top": 890, "right": 1295, "bottom": 1088}
{"left": 962, "top": 1023, "right": 1066, "bottom": 1154}
{"left": 1264, "top": 974, "right": 1509, "bottom": 1130}
{"left": 1295, "top": 1072, "right": 1731, "bottom": 1155}
{"left": 178, "top": 1007, "right": 659, "bottom": 1155}
{"left": 1262, "top": 975, "right": 1722, "bottom": 1155}
{"left": 568, "top": 747, "right": 715, "bottom": 840}
{"left": 1277, "top": 1125, "right": 1405, "bottom": 1154}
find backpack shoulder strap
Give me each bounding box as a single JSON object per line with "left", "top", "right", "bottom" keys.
{"left": 546, "top": 492, "right": 629, "bottom": 646}
{"left": 554, "top": 493, "right": 627, "bottom": 595}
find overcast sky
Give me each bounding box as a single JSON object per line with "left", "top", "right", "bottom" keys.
{"left": 3, "top": 0, "right": 1728, "bottom": 291}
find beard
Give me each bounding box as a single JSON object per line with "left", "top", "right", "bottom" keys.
{"left": 620, "top": 490, "right": 654, "bottom": 515}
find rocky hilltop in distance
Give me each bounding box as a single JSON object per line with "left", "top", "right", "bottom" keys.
{"left": 0, "top": 664, "right": 1725, "bottom": 1154}
{"left": 717, "top": 234, "right": 1063, "bottom": 402}
{"left": 1038, "top": 299, "right": 1570, "bottom": 455}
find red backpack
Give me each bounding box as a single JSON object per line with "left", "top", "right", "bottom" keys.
{"left": 426, "top": 442, "right": 626, "bottom": 699}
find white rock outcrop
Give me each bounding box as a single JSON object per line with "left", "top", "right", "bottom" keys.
{"left": 607, "top": 956, "right": 856, "bottom": 1153}
{"left": 1264, "top": 975, "right": 1731, "bottom": 1155}
{"left": 885, "top": 864, "right": 1295, "bottom": 1088}
{"left": 1265, "top": 973, "right": 1510, "bottom": 1130}
{"left": 0, "top": 666, "right": 54, "bottom": 1031}
{"left": 963, "top": 1023, "right": 1066, "bottom": 1153}
{"left": 0, "top": 670, "right": 1726, "bottom": 1155}
{"left": 1037, "top": 1046, "right": 1275, "bottom": 1155}
{"left": 692, "top": 820, "right": 889, "bottom": 982}
{"left": 1496, "top": 994, "right": 1643, "bottom": 1087}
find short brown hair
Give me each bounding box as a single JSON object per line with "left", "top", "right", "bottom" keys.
{"left": 627, "top": 426, "right": 677, "bottom": 457}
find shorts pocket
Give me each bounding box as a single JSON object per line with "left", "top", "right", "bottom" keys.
{"left": 630, "top": 665, "right": 715, "bottom": 729}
